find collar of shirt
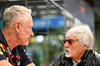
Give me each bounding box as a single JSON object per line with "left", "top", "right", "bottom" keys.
{"left": 0, "top": 31, "right": 8, "bottom": 47}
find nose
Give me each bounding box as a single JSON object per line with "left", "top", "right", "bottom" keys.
{"left": 64, "top": 42, "right": 69, "bottom": 48}
{"left": 30, "top": 30, "right": 34, "bottom": 37}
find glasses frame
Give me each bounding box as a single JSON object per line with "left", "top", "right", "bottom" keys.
{"left": 63, "top": 39, "right": 78, "bottom": 45}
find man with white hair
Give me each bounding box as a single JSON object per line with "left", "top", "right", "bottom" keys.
{"left": 52, "top": 25, "right": 100, "bottom": 66}
{"left": 0, "top": 5, "right": 35, "bottom": 66}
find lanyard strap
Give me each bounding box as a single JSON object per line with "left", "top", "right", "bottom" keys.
{"left": 1, "top": 43, "right": 20, "bottom": 66}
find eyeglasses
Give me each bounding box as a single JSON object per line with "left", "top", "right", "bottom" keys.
{"left": 63, "top": 39, "right": 78, "bottom": 45}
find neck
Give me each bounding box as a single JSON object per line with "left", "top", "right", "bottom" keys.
{"left": 72, "top": 50, "right": 86, "bottom": 63}
{"left": 2, "top": 29, "right": 18, "bottom": 51}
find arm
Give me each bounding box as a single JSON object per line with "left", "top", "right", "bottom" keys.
{"left": 0, "top": 60, "right": 12, "bottom": 66}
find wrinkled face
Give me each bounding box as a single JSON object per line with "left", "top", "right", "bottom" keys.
{"left": 64, "top": 35, "right": 87, "bottom": 58}
{"left": 17, "top": 14, "right": 34, "bottom": 45}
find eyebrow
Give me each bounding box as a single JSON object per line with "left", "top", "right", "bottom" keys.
{"left": 66, "top": 38, "right": 74, "bottom": 40}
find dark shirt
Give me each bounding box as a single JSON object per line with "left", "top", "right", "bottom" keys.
{"left": 0, "top": 31, "right": 33, "bottom": 66}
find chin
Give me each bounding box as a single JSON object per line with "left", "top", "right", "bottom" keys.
{"left": 65, "top": 48, "right": 72, "bottom": 57}
{"left": 25, "top": 43, "right": 29, "bottom": 46}
{"left": 65, "top": 52, "right": 72, "bottom": 57}
{"left": 22, "top": 42, "right": 29, "bottom": 46}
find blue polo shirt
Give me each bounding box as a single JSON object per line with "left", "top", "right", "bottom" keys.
{"left": 0, "top": 31, "right": 33, "bottom": 66}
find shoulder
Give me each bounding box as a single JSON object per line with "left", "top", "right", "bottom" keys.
{"left": 95, "top": 51, "right": 100, "bottom": 57}
{"left": 52, "top": 53, "right": 72, "bottom": 66}
{"left": 88, "top": 51, "right": 100, "bottom": 60}
{"left": 90, "top": 51, "right": 100, "bottom": 65}
{"left": 94, "top": 51, "right": 100, "bottom": 61}
{"left": 59, "top": 53, "right": 66, "bottom": 59}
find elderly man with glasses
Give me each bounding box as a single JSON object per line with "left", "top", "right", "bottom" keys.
{"left": 52, "top": 25, "right": 100, "bottom": 66}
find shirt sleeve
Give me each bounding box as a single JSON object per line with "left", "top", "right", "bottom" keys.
{"left": 0, "top": 47, "right": 6, "bottom": 60}
{"left": 18, "top": 45, "right": 33, "bottom": 66}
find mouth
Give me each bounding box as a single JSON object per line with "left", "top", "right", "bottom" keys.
{"left": 65, "top": 48, "right": 70, "bottom": 53}
{"left": 65, "top": 48, "right": 72, "bottom": 57}
{"left": 66, "top": 50, "right": 69, "bottom": 52}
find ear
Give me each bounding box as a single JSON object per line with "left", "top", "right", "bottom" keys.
{"left": 14, "top": 21, "right": 21, "bottom": 33}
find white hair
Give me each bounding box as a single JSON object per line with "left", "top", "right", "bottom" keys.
{"left": 66, "top": 25, "right": 94, "bottom": 50}
{"left": 3, "top": 5, "right": 32, "bottom": 29}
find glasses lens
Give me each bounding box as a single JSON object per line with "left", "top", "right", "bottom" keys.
{"left": 68, "top": 40, "right": 72, "bottom": 45}
{"left": 63, "top": 39, "right": 72, "bottom": 45}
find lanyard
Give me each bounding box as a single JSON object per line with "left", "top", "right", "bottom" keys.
{"left": 1, "top": 43, "right": 20, "bottom": 66}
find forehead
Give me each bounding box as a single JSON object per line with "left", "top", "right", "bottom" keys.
{"left": 25, "top": 15, "right": 33, "bottom": 26}
{"left": 66, "top": 35, "right": 78, "bottom": 40}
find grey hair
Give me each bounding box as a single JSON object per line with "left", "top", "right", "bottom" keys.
{"left": 66, "top": 25, "right": 94, "bottom": 50}
{"left": 3, "top": 5, "right": 32, "bottom": 29}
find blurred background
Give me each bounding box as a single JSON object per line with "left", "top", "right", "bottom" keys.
{"left": 0, "top": 0, "right": 100, "bottom": 66}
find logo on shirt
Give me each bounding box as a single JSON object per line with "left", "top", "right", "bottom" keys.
{"left": 0, "top": 49, "right": 3, "bottom": 55}
{"left": 0, "top": 43, "right": 5, "bottom": 52}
